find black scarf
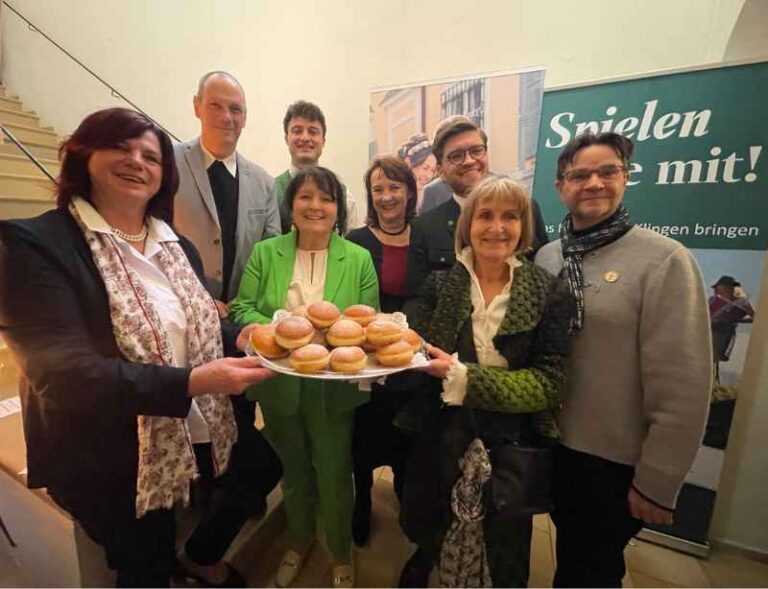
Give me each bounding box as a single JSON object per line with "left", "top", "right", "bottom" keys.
{"left": 559, "top": 205, "right": 632, "bottom": 332}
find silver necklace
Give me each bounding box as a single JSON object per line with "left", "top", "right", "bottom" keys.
{"left": 111, "top": 223, "right": 148, "bottom": 242}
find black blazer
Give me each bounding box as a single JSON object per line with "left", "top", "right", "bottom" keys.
{"left": 405, "top": 197, "right": 549, "bottom": 297}
{"left": 0, "top": 209, "right": 239, "bottom": 521}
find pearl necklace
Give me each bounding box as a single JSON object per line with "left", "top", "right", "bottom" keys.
{"left": 111, "top": 223, "right": 148, "bottom": 242}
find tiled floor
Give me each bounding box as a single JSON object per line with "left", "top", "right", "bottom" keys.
{"left": 2, "top": 466, "right": 768, "bottom": 587}
{"left": 235, "top": 466, "right": 768, "bottom": 588}
{"left": 0, "top": 534, "right": 31, "bottom": 588}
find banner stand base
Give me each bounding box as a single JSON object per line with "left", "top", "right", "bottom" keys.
{"left": 637, "top": 528, "right": 710, "bottom": 559}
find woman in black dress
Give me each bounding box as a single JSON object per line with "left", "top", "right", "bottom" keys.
{"left": 347, "top": 156, "right": 418, "bottom": 545}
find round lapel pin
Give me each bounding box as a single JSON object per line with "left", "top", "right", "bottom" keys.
{"left": 604, "top": 271, "right": 620, "bottom": 283}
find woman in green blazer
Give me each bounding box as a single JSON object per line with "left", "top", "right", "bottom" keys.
{"left": 230, "top": 167, "right": 378, "bottom": 589}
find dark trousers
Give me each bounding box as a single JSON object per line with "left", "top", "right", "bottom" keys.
{"left": 185, "top": 397, "right": 283, "bottom": 565}
{"left": 112, "top": 509, "right": 177, "bottom": 587}
{"left": 400, "top": 408, "right": 534, "bottom": 587}
{"left": 485, "top": 513, "right": 533, "bottom": 588}
{"left": 352, "top": 385, "right": 411, "bottom": 503}
{"left": 71, "top": 397, "right": 282, "bottom": 587}
{"left": 52, "top": 487, "right": 177, "bottom": 588}
{"left": 551, "top": 444, "right": 642, "bottom": 588}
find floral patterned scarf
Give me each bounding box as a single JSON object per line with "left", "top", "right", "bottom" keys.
{"left": 69, "top": 203, "right": 236, "bottom": 518}
{"left": 438, "top": 438, "right": 493, "bottom": 588}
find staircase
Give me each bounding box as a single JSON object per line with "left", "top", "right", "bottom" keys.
{"left": 0, "top": 80, "right": 57, "bottom": 501}
{"left": 0, "top": 84, "right": 60, "bottom": 220}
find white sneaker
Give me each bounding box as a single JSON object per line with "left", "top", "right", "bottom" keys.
{"left": 275, "top": 548, "right": 304, "bottom": 588}
{"left": 332, "top": 563, "right": 354, "bottom": 588}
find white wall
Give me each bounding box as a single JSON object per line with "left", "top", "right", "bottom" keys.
{"left": 711, "top": 256, "right": 768, "bottom": 555}
{"left": 3, "top": 0, "right": 767, "bottom": 554}
{"left": 709, "top": 0, "right": 768, "bottom": 556}
{"left": 1, "top": 0, "right": 745, "bottom": 199}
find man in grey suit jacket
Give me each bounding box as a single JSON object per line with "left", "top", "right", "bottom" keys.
{"left": 171, "top": 72, "right": 283, "bottom": 586}
{"left": 174, "top": 71, "right": 280, "bottom": 311}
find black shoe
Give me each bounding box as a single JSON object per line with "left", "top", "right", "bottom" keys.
{"left": 173, "top": 562, "right": 246, "bottom": 588}
{"left": 398, "top": 548, "right": 432, "bottom": 588}
{"left": 352, "top": 496, "right": 371, "bottom": 546}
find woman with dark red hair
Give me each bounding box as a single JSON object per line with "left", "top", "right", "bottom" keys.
{"left": 0, "top": 108, "right": 278, "bottom": 587}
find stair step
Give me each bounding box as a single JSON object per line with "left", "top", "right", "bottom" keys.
{"left": 0, "top": 89, "right": 62, "bottom": 221}
{"left": 0, "top": 140, "right": 59, "bottom": 160}
{"left": 0, "top": 106, "right": 40, "bottom": 128}
{"left": 0, "top": 153, "right": 59, "bottom": 177}
{"left": 0, "top": 173, "right": 57, "bottom": 200}
{"left": 0, "top": 95, "right": 24, "bottom": 112}
{"left": 0, "top": 87, "right": 19, "bottom": 100}
{"left": 1, "top": 122, "right": 58, "bottom": 147}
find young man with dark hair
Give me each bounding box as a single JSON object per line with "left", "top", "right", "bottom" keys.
{"left": 404, "top": 116, "right": 548, "bottom": 297}
{"left": 282, "top": 100, "right": 327, "bottom": 139}
{"left": 275, "top": 100, "right": 361, "bottom": 233}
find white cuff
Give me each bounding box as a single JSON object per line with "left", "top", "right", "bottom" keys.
{"left": 441, "top": 355, "right": 467, "bottom": 405}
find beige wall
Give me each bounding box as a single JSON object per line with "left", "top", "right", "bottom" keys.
{"left": 4, "top": 0, "right": 768, "bottom": 555}
{"left": 709, "top": 0, "right": 768, "bottom": 557}
{"left": 711, "top": 257, "right": 768, "bottom": 555}
{"left": 0, "top": 0, "right": 745, "bottom": 200}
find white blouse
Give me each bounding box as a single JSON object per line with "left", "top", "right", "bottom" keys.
{"left": 441, "top": 247, "right": 522, "bottom": 405}
{"left": 286, "top": 249, "right": 328, "bottom": 310}
{"left": 73, "top": 198, "right": 210, "bottom": 443}
{"left": 200, "top": 141, "right": 238, "bottom": 177}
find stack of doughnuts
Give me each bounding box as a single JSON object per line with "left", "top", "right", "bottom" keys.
{"left": 329, "top": 346, "right": 368, "bottom": 373}
{"left": 376, "top": 340, "right": 415, "bottom": 367}
{"left": 327, "top": 319, "right": 365, "bottom": 347}
{"left": 249, "top": 324, "right": 288, "bottom": 359}
{"left": 250, "top": 301, "right": 423, "bottom": 375}
{"left": 343, "top": 304, "right": 377, "bottom": 327}
{"left": 274, "top": 316, "right": 315, "bottom": 349}
{"left": 306, "top": 301, "right": 341, "bottom": 328}
{"left": 365, "top": 320, "right": 403, "bottom": 347}
{"left": 289, "top": 343, "right": 330, "bottom": 373}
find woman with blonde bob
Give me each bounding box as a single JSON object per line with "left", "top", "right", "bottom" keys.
{"left": 397, "top": 176, "right": 573, "bottom": 587}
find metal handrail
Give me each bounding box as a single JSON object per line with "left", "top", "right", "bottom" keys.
{"left": 0, "top": 122, "right": 57, "bottom": 183}
{"left": 1, "top": 0, "right": 180, "bottom": 142}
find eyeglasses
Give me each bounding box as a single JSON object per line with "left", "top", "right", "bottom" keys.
{"left": 445, "top": 145, "right": 487, "bottom": 166}
{"left": 561, "top": 164, "right": 626, "bottom": 184}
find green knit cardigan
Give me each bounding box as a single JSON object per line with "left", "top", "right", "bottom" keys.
{"left": 405, "top": 257, "right": 573, "bottom": 438}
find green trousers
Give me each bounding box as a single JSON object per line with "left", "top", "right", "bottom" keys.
{"left": 263, "top": 390, "right": 355, "bottom": 561}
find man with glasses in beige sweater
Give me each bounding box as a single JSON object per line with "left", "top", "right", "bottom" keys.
{"left": 536, "top": 131, "right": 711, "bottom": 588}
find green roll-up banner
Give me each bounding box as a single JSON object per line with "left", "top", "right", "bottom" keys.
{"left": 535, "top": 61, "right": 767, "bottom": 249}
{"left": 533, "top": 60, "right": 767, "bottom": 556}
